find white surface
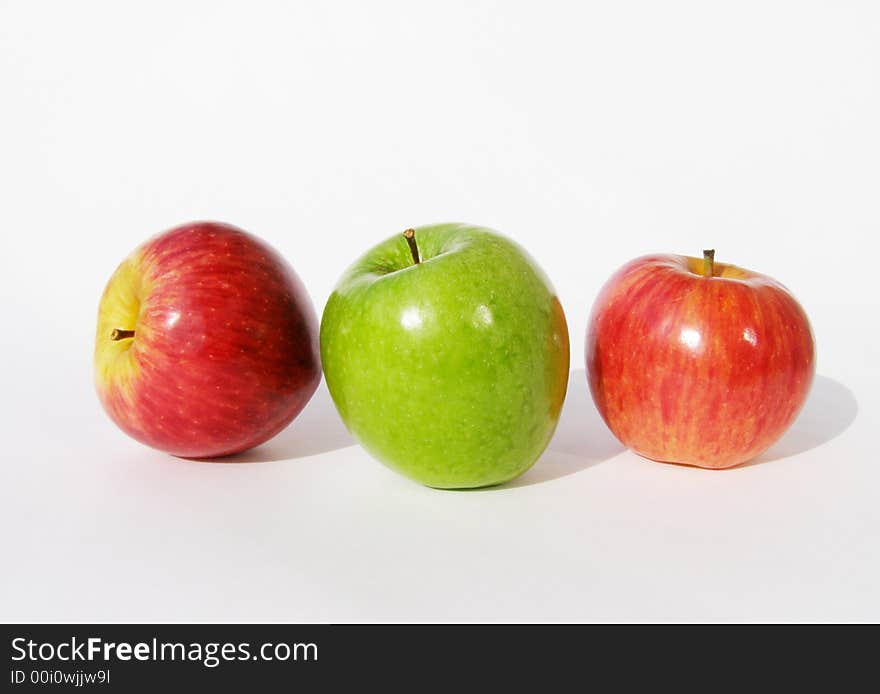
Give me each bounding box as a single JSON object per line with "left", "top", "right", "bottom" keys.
{"left": 1, "top": 1, "right": 877, "bottom": 622}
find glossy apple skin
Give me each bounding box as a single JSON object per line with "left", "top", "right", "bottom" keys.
{"left": 320, "top": 223, "right": 570, "bottom": 489}
{"left": 586, "top": 254, "right": 815, "bottom": 469}
{"left": 94, "top": 222, "right": 320, "bottom": 458}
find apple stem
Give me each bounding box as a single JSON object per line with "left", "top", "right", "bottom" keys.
{"left": 703, "top": 249, "right": 715, "bottom": 278}
{"left": 110, "top": 329, "right": 136, "bottom": 341}
{"left": 403, "top": 228, "right": 420, "bottom": 265}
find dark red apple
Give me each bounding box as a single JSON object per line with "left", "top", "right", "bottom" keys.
{"left": 586, "top": 250, "right": 815, "bottom": 469}
{"left": 94, "top": 221, "right": 320, "bottom": 458}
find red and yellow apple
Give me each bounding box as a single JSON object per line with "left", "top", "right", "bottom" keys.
{"left": 94, "top": 221, "right": 320, "bottom": 458}
{"left": 586, "top": 251, "right": 815, "bottom": 469}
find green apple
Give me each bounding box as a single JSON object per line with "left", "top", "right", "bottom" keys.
{"left": 320, "top": 223, "right": 570, "bottom": 488}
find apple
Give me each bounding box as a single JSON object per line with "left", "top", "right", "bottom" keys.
{"left": 94, "top": 221, "right": 321, "bottom": 458}
{"left": 586, "top": 250, "right": 815, "bottom": 469}
{"left": 320, "top": 223, "right": 570, "bottom": 488}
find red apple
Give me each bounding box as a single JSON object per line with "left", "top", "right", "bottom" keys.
{"left": 586, "top": 251, "right": 815, "bottom": 469}
{"left": 94, "top": 221, "right": 320, "bottom": 458}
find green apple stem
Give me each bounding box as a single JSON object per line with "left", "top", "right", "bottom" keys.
{"left": 703, "top": 249, "right": 715, "bottom": 277}
{"left": 110, "top": 329, "right": 135, "bottom": 341}
{"left": 403, "top": 228, "right": 420, "bottom": 265}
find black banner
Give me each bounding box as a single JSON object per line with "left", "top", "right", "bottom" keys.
{"left": 1, "top": 624, "right": 874, "bottom": 690}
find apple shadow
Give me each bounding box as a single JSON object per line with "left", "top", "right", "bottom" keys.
{"left": 198, "top": 380, "right": 355, "bottom": 463}
{"left": 495, "top": 369, "right": 625, "bottom": 489}
{"left": 745, "top": 374, "right": 857, "bottom": 466}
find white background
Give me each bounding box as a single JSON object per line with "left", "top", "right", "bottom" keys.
{"left": 1, "top": 1, "right": 877, "bottom": 622}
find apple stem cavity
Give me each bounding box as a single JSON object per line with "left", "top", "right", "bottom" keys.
{"left": 403, "top": 228, "right": 420, "bottom": 265}
{"left": 703, "top": 249, "right": 715, "bottom": 278}
{"left": 110, "top": 329, "right": 136, "bottom": 341}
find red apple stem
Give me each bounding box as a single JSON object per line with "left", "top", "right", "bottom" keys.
{"left": 403, "top": 228, "right": 420, "bottom": 265}
{"left": 703, "top": 249, "right": 715, "bottom": 277}
{"left": 110, "top": 329, "right": 136, "bottom": 341}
